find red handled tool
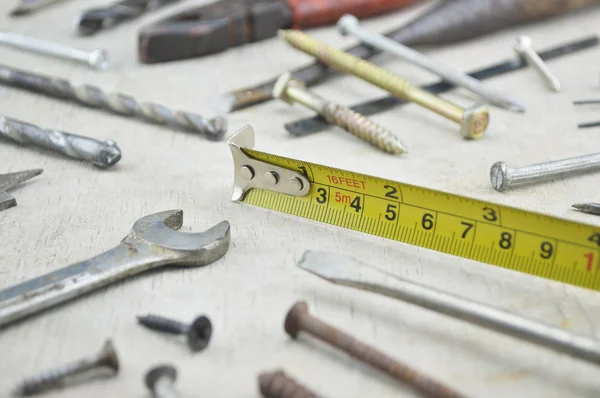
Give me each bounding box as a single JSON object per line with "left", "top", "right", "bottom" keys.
{"left": 138, "top": 0, "right": 421, "bottom": 63}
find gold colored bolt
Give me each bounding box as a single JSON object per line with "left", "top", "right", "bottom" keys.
{"left": 279, "top": 30, "right": 490, "bottom": 140}
{"left": 273, "top": 72, "right": 406, "bottom": 154}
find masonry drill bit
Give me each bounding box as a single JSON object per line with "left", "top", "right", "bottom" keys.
{"left": 76, "top": 0, "right": 182, "bottom": 36}
{"left": 279, "top": 30, "right": 489, "bottom": 140}
{"left": 572, "top": 203, "right": 600, "bottom": 216}
{"left": 10, "top": 0, "right": 68, "bottom": 16}
{"left": 0, "top": 64, "right": 226, "bottom": 139}
{"left": 0, "top": 116, "right": 121, "bottom": 168}
{"left": 273, "top": 72, "right": 406, "bottom": 154}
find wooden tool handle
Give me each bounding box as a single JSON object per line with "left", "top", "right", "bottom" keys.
{"left": 288, "top": 0, "right": 420, "bottom": 28}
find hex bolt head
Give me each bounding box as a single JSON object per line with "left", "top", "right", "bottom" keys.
{"left": 460, "top": 104, "right": 489, "bottom": 139}
{"left": 187, "top": 315, "right": 212, "bottom": 352}
{"left": 337, "top": 14, "right": 360, "bottom": 36}
{"left": 273, "top": 72, "right": 304, "bottom": 105}
{"left": 284, "top": 301, "right": 309, "bottom": 339}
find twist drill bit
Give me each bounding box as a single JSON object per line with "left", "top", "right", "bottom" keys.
{"left": 259, "top": 370, "right": 320, "bottom": 398}
{"left": 0, "top": 64, "right": 226, "bottom": 139}
{"left": 76, "top": 0, "right": 182, "bottom": 36}
{"left": 279, "top": 30, "right": 489, "bottom": 140}
{"left": 273, "top": 73, "right": 406, "bottom": 154}
{"left": 0, "top": 116, "right": 121, "bottom": 168}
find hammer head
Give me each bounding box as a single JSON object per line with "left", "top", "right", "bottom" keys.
{"left": 127, "top": 210, "right": 230, "bottom": 267}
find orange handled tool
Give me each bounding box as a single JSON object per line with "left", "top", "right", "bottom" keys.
{"left": 138, "top": 0, "right": 421, "bottom": 63}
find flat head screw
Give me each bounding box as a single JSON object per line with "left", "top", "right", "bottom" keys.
{"left": 273, "top": 72, "right": 407, "bottom": 154}
{"left": 490, "top": 153, "right": 600, "bottom": 192}
{"left": 284, "top": 302, "right": 468, "bottom": 398}
{"left": 515, "top": 36, "right": 561, "bottom": 92}
{"left": 137, "top": 314, "right": 212, "bottom": 352}
{"left": 145, "top": 365, "right": 178, "bottom": 398}
{"left": 279, "top": 30, "right": 489, "bottom": 140}
{"left": 13, "top": 340, "right": 119, "bottom": 396}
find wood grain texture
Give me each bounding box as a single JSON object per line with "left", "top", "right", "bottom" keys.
{"left": 1, "top": 1, "right": 600, "bottom": 397}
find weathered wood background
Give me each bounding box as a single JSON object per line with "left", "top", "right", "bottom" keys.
{"left": 1, "top": 1, "right": 600, "bottom": 397}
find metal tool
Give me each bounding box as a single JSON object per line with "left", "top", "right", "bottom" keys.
{"left": 218, "top": 0, "right": 600, "bottom": 113}
{"left": 76, "top": 0, "right": 181, "bottom": 36}
{"left": 337, "top": 15, "right": 524, "bottom": 113}
{"left": 285, "top": 301, "right": 468, "bottom": 398}
{"left": 138, "top": 314, "right": 212, "bottom": 352}
{"left": 13, "top": 340, "right": 119, "bottom": 396}
{"left": 273, "top": 72, "right": 406, "bottom": 154}
{"left": 228, "top": 125, "right": 600, "bottom": 292}
{"left": 138, "top": 0, "right": 420, "bottom": 64}
{"left": 573, "top": 203, "right": 600, "bottom": 216}
{"left": 573, "top": 99, "right": 600, "bottom": 128}
{"left": 0, "top": 116, "right": 121, "bottom": 169}
{"left": 10, "top": 0, "right": 68, "bottom": 16}
{"left": 490, "top": 153, "right": 600, "bottom": 192}
{"left": 0, "top": 169, "right": 42, "bottom": 211}
{"left": 0, "top": 65, "right": 226, "bottom": 138}
{"left": 514, "top": 36, "right": 561, "bottom": 92}
{"left": 286, "top": 36, "right": 599, "bottom": 136}
{"left": 0, "top": 32, "right": 108, "bottom": 71}
{"left": 146, "top": 365, "right": 178, "bottom": 398}
{"left": 298, "top": 250, "right": 600, "bottom": 367}
{"left": 280, "top": 30, "right": 489, "bottom": 140}
{"left": 259, "top": 370, "right": 320, "bottom": 398}
{"left": 0, "top": 210, "right": 230, "bottom": 328}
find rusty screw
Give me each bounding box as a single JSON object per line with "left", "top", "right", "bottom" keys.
{"left": 259, "top": 370, "right": 320, "bottom": 398}
{"left": 13, "top": 340, "right": 119, "bottom": 396}
{"left": 137, "top": 314, "right": 212, "bottom": 352}
{"left": 284, "top": 301, "right": 469, "bottom": 398}
{"left": 279, "top": 30, "right": 489, "bottom": 140}
{"left": 273, "top": 72, "right": 406, "bottom": 154}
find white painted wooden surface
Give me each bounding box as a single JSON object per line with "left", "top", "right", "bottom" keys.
{"left": 1, "top": 1, "right": 600, "bottom": 397}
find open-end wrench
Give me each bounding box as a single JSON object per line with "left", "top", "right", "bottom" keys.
{"left": 0, "top": 210, "right": 230, "bottom": 328}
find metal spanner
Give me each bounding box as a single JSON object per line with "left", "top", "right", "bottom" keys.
{"left": 0, "top": 210, "right": 230, "bottom": 328}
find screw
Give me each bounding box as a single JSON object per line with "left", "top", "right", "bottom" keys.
{"left": 145, "top": 365, "right": 178, "bottom": 398}
{"left": 137, "top": 314, "right": 212, "bottom": 352}
{"left": 0, "top": 64, "right": 226, "bottom": 138}
{"left": 0, "top": 31, "right": 109, "bottom": 71}
{"left": 284, "top": 301, "right": 468, "bottom": 398}
{"left": 490, "top": 153, "right": 600, "bottom": 192}
{"left": 0, "top": 116, "right": 122, "bottom": 168}
{"left": 273, "top": 72, "right": 406, "bottom": 154}
{"left": 279, "top": 30, "right": 489, "bottom": 140}
{"left": 13, "top": 339, "right": 119, "bottom": 396}
{"left": 514, "top": 36, "right": 561, "bottom": 92}
{"left": 259, "top": 370, "right": 320, "bottom": 398}
{"left": 337, "top": 15, "right": 524, "bottom": 113}
{"left": 572, "top": 203, "right": 600, "bottom": 216}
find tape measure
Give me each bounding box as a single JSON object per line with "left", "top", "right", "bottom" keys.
{"left": 229, "top": 125, "right": 600, "bottom": 291}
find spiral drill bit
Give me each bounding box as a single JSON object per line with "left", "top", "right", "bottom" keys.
{"left": 0, "top": 64, "right": 226, "bottom": 139}
{"left": 0, "top": 116, "right": 121, "bottom": 168}
{"left": 76, "top": 0, "right": 182, "bottom": 36}
{"left": 259, "top": 370, "right": 320, "bottom": 398}
{"left": 273, "top": 73, "right": 406, "bottom": 154}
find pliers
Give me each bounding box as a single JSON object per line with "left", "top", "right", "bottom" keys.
{"left": 0, "top": 169, "right": 42, "bottom": 211}
{"left": 138, "top": 0, "right": 421, "bottom": 63}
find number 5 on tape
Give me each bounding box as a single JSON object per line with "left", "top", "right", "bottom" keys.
{"left": 228, "top": 125, "right": 600, "bottom": 291}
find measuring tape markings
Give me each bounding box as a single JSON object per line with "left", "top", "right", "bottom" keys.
{"left": 241, "top": 149, "right": 600, "bottom": 291}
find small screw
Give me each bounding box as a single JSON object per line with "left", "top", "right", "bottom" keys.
{"left": 284, "top": 301, "right": 468, "bottom": 398}
{"left": 490, "top": 153, "right": 600, "bottom": 192}
{"left": 0, "top": 31, "right": 109, "bottom": 71}
{"left": 145, "top": 365, "right": 178, "bottom": 398}
{"left": 273, "top": 72, "right": 406, "bottom": 154}
{"left": 259, "top": 370, "right": 320, "bottom": 398}
{"left": 137, "top": 314, "right": 212, "bottom": 352}
{"left": 13, "top": 339, "right": 119, "bottom": 396}
{"left": 279, "top": 30, "right": 489, "bottom": 140}
{"left": 514, "top": 36, "right": 561, "bottom": 92}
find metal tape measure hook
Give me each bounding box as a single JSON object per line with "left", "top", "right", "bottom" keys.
{"left": 228, "top": 125, "right": 310, "bottom": 201}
